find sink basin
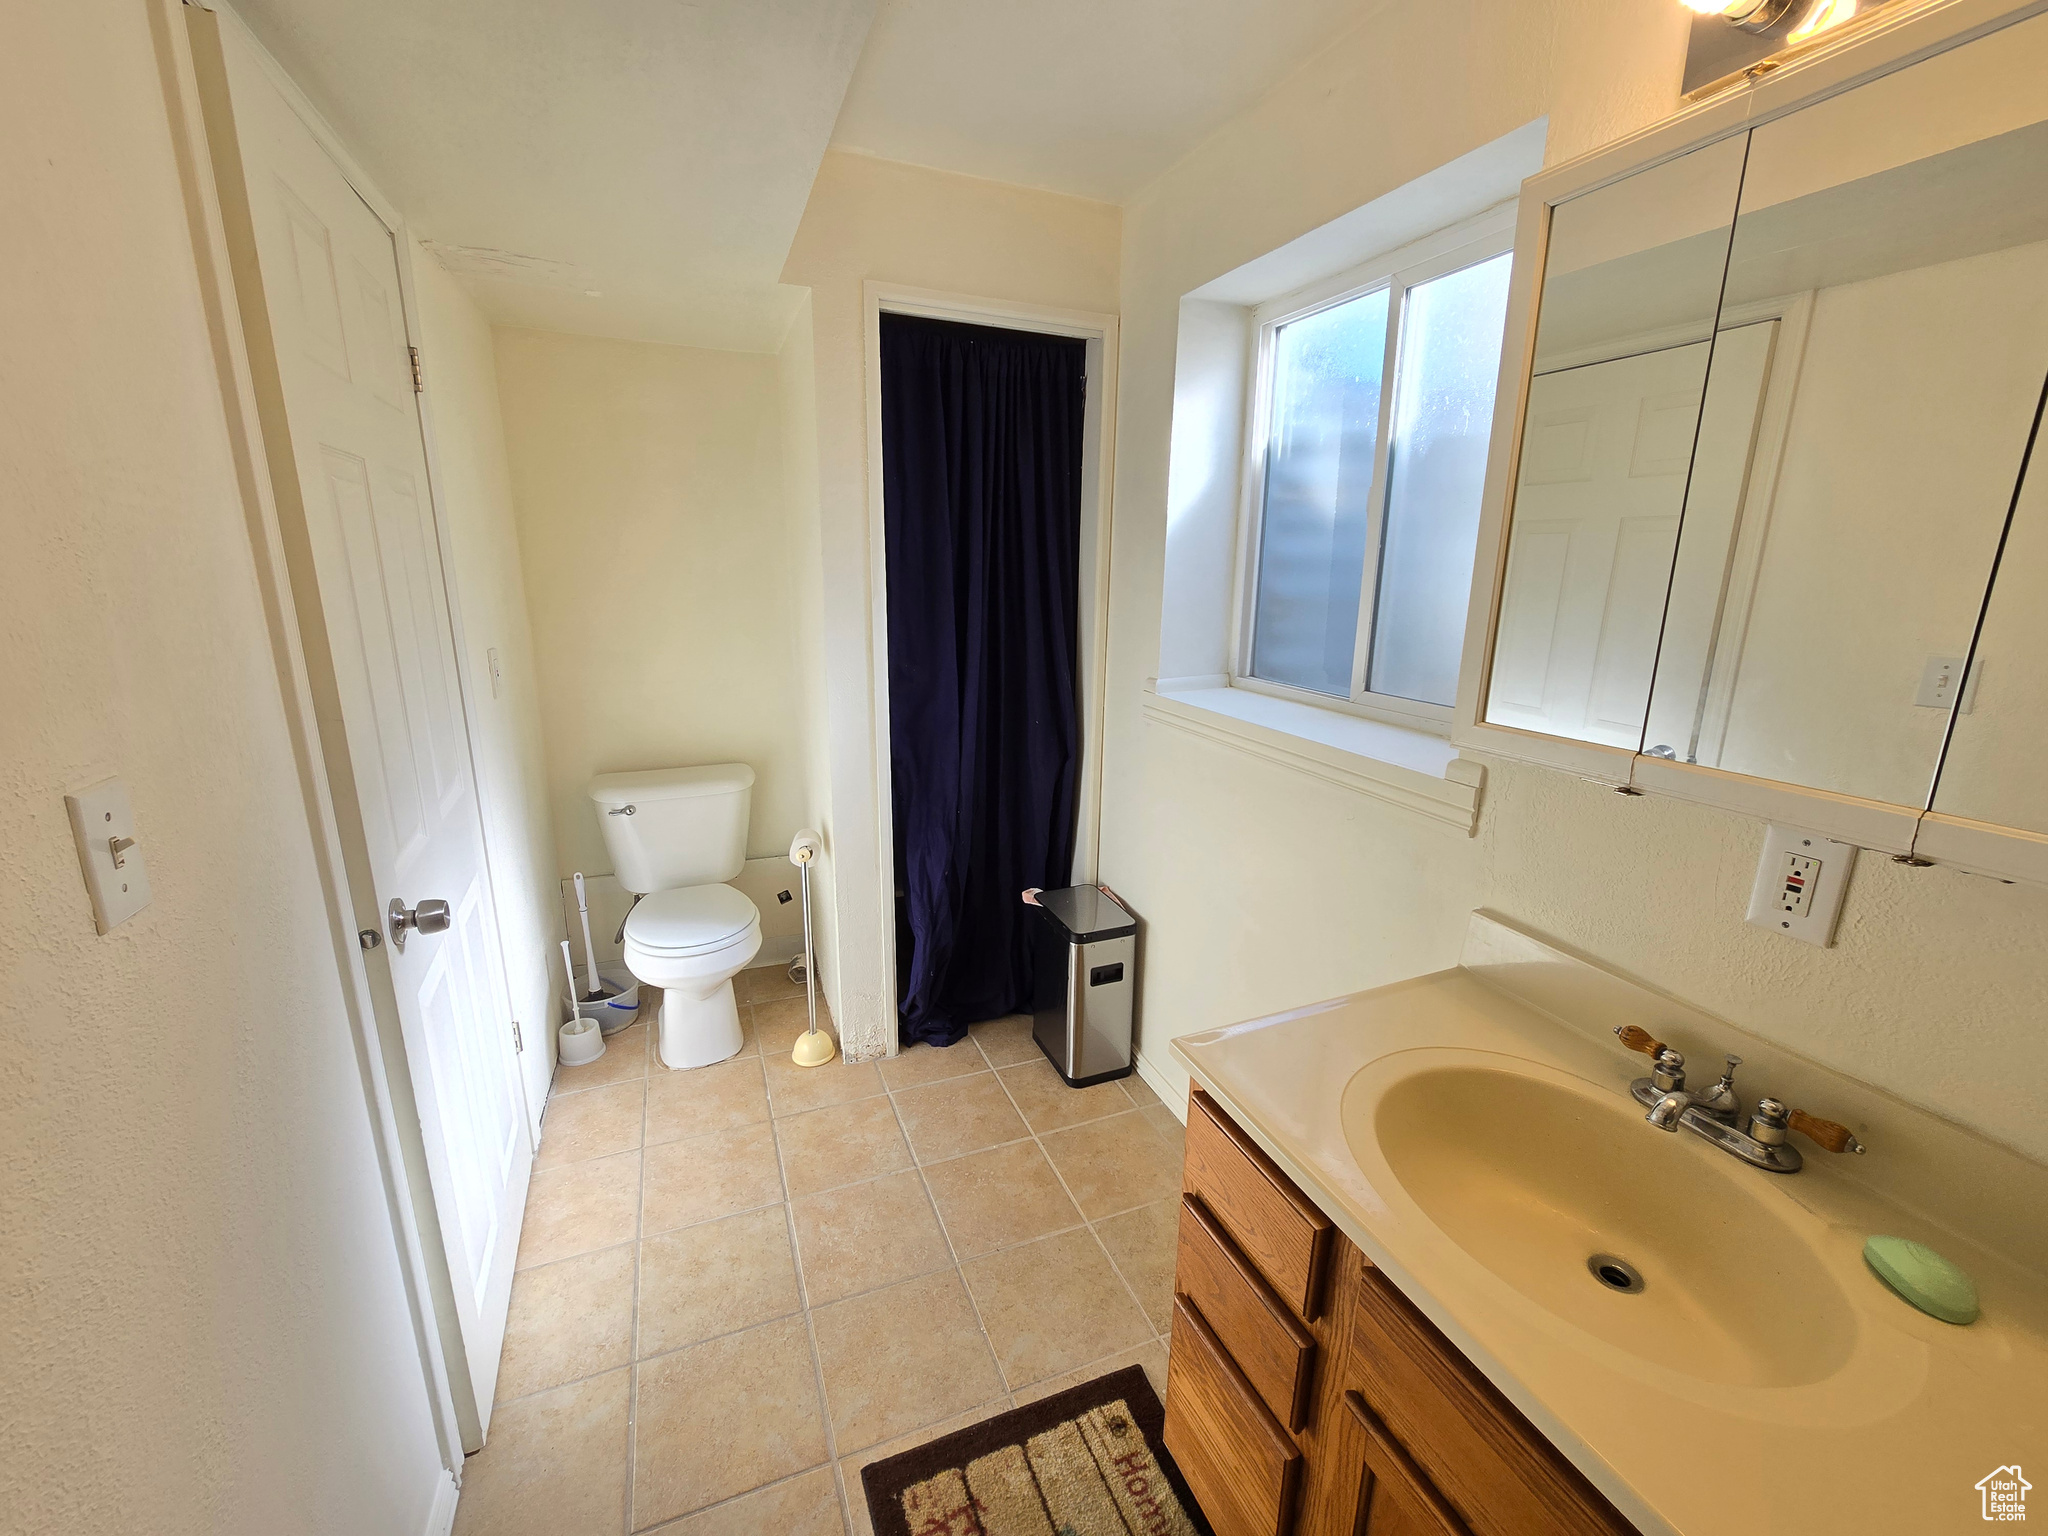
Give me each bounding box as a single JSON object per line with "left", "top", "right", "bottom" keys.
{"left": 1348, "top": 1056, "right": 1857, "bottom": 1389}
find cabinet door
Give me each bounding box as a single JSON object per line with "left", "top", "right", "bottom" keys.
{"left": 1344, "top": 1392, "right": 1472, "bottom": 1536}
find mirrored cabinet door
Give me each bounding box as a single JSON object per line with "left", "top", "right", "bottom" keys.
{"left": 1639, "top": 14, "right": 2048, "bottom": 807}
{"left": 1484, "top": 133, "right": 1748, "bottom": 752}
{"left": 1928, "top": 412, "right": 2048, "bottom": 841}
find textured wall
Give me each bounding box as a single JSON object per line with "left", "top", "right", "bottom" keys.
{"left": 1099, "top": 0, "right": 2048, "bottom": 1163}
{"left": 494, "top": 330, "right": 809, "bottom": 878}
{"left": 0, "top": 7, "right": 446, "bottom": 1532}
{"left": 412, "top": 257, "right": 564, "bottom": 1118}
{"left": 781, "top": 150, "right": 1122, "bottom": 1060}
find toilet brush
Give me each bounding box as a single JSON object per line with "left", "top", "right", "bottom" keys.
{"left": 787, "top": 829, "right": 835, "bottom": 1068}
{"left": 573, "top": 872, "right": 613, "bottom": 1002}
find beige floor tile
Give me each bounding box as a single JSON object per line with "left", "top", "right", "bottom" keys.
{"left": 876, "top": 1039, "right": 987, "bottom": 1091}
{"left": 641, "top": 1122, "right": 783, "bottom": 1236}
{"left": 756, "top": 994, "right": 837, "bottom": 1054}
{"left": 811, "top": 1270, "right": 1005, "bottom": 1453}
{"left": 765, "top": 1050, "right": 882, "bottom": 1118}
{"left": 550, "top": 1021, "right": 651, "bottom": 1093}
{"left": 1120, "top": 1072, "right": 1163, "bottom": 1110}
{"left": 1093, "top": 1198, "right": 1180, "bottom": 1333}
{"left": 836, "top": 1403, "right": 1012, "bottom": 1536}
{"left": 1040, "top": 1111, "right": 1184, "bottom": 1220}
{"left": 516, "top": 1150, "right": 640, "bottom": 1269}
{"left": 1141, "top": 1102, "right": 1187, "bottom": 1162}
{"left": 776, "top": 1098, "right": 912, "bottom": 1198}
{"left": 891, "top": 1073, "right": 1029, "bottom": 1163}
{"left": 920, "top": 1140, "right": 1083, "bottom": 1260}
{"left": 639, "top": 1205, "right": 801, "bottom": 1357}
{"left": 960, "top": 1227, "right": 1153, "bottom": 1390}
{"left": 633, "top": 1314, "right": 829, "bottom": 1528}
{"left": 645, "top": 1055, "right": 769, "bottom": 1144}
{"left": 535, "top": 1079, "right": 644, "bottom": 1170}
{"left": 790, "top": 1169, "right": 951, "bottom": 1306}
{"left": 997, "top": 1058, "right": 1130, "bottom": 1133}
{"left": 1009, "top": 1337, "right": 1170, "bottom": 1409}
{"left": 970, "top": 1013, "right": 1040, "bottom": 1067}
{"left": 739, "top": 963, "right": 807, "bottom": 1004}
{"left": 495, "top": 1243, "right": 634, "bottom": 1401}
{"left": 451, "top": 1369, "right": 629, "bottom": 1536}
{"left": 651, "top": 1465, "right": 845, "bottom": 1535}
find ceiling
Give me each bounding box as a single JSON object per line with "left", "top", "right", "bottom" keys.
{"left": 227, "top": 0, "right": 873, "bottom": 352}
{"left": 225, "top": 0, "right": 1375, "bottom": 352}
{"left": 831, "top": 0, "right": 1379, "bottom": 204}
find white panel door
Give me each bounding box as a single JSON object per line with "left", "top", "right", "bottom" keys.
{"left": 1489, "top": 342, "right": 1712, "bottom": 748}
{"left": 209, "top": 27, "right": 530, "bottom": 1437}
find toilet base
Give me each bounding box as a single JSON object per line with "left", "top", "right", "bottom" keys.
{"left": 658, "top": 979, "right": 745, "bottom": 1070}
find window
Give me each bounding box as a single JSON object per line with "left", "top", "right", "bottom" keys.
{"left": 1237, "top": 227, "right": 1514, "bottom": 728}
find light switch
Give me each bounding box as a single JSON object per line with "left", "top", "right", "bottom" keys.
{"left": 1914, "top": 655, "right": 1979, "bottom": 712}
{"left": 65, "top": 777, "right": 153, "bottom": 932}
{"left": 1745, "top": 824, "right": 1855, "bottom": 947}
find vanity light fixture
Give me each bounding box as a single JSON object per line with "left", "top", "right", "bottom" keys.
{"left": 1680, "top": 0, "right": 1802, "bottom": 34}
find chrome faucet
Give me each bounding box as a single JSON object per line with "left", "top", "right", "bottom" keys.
{"left": 1612, "top": 1027, "right": 1866, "bottom": 1174}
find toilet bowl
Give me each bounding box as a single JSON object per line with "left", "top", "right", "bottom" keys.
{"left": 623, "top": 883, "right": 762, "bottom": 1069}
{"left": 589, "top": 762, "right": 763, "bottom": 1073}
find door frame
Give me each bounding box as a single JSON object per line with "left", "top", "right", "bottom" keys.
{"left": 176, "top": 0, "right": 534, "bottom": 1457}
{"left": 861, "top": 283, "right": 1120, "bottom": 1043}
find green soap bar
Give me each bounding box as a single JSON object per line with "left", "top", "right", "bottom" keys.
{"left": 1864, "top": 1234, "right": 1980, "bottom": 1325}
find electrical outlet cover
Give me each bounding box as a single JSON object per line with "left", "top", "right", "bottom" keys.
{"left": 1746, "top": 824, "right": 1856, "bottom": 947}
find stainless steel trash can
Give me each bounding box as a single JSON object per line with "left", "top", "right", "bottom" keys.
{"left": 1029, "top": 885, "right": 1137, "bottom": 1087}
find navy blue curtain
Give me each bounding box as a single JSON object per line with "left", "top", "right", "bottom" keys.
{"left": 882, "top": 313, "right": 1086, "bottom": 1047}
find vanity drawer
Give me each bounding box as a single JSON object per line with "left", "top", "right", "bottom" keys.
{"left": 1345, "top": 1263, "right": 1634, "bottom": 1536}
{"left": 1164, "top": 1294, "right": 1302, "bottom": 1536}
{"left": 1186, "top": 1090, "right": 1332, "bottom": 1319}
{"left": 1176, "top": 1194, "right": 1316, "bottom": 1429}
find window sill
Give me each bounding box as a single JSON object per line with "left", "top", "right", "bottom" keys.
{"left": 1140, "top": 680, "right": 1485, "bottom": 834}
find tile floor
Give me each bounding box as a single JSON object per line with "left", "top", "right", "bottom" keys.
{"left": 453, "top": 965, "right": 1187, "bottom": 1536}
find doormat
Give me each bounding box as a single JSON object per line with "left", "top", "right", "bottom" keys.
{"left": 859, "top": 1366, "right": 1212, "bottom": 1536}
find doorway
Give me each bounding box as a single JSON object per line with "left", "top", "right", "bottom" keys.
{"left": 865, "top": 290, "right": 1118, "bottom": 1050}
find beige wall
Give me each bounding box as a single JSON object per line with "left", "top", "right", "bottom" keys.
{"left": 412, "top": 258, "right": 564, "bottom": 1109}
{"left": 781, "top": 150, "right": 1122, "bottom": 1059}
{"left": 1099, "top": 0, "right": 2048, "bottom": 1162}
{"left": 494, "top": 330, "right": 809, "bottom": 881}
{"left": 0, "top": 7, "right": 447, "bottom": 1532}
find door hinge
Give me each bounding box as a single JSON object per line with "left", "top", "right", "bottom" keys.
{"left": 511, "top": 1019, "right": 524, "bottom": 1053}
{"left": 409, "top": 346, "right": 424, "bottom": 393}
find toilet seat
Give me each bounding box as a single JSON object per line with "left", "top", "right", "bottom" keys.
{"left": 626, "top": 884, "right": 758, "bottom": 956}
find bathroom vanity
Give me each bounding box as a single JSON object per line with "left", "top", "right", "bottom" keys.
{"left": 1160, "top": 913, "right": 2048, "bottom": 1536}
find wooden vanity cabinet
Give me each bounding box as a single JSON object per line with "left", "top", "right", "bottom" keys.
{"left": 1166, "top": 1091, "right": 1636, "bottom": 1536}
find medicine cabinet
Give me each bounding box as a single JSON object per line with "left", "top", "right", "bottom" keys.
{"left": 1456, "top": 0, "right": 2048, "bottom": 885}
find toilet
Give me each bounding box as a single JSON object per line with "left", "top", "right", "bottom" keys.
{"left": 589, "top": 764, "right": 762, "bottom": 1070}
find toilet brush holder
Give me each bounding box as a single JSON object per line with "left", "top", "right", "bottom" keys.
{"left": 558, "top": 1014, "right": 605, "bottom": 1067}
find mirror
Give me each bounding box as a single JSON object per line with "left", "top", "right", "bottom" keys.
{"left": 1485, "top": 135, "right": 1748, "bottom": 750}
{"left": 1639, "top": 17, "right": 2048, "bottom": 807}
{"left": 1929, "top": 423, "right": 2048, "bottom": 838}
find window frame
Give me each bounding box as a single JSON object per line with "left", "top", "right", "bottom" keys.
{"left": 1230, "top": 209, "right": 1517, "bottom": 734}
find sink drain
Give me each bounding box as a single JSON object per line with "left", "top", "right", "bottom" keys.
{"left": 1587, "top": 1254, "right": 1645, "bottom": 1294}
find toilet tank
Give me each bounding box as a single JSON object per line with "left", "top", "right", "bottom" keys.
{"left": 589, "top": 764, "right": 753, "bottom": 893}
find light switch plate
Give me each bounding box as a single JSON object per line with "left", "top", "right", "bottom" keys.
{"left": 65, "top": 777, "right": 153, "bottom": 932}
{"left": 1746, "top": 823, "right": 1855, "bottom": 947}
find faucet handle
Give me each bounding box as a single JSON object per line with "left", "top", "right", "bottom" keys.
{"left": 1614, "top": 1025, "right": 1667, "bottom": 1058}
{"left": 1787, "top": 1108, "right": 1866, "bottom": 1156}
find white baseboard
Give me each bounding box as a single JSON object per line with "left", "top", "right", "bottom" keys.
{"left": 1134, "top": 1048, "right": 1186, "bottom": 1120}
{"left": 424, "top": 1470, "right": 459, "bottom": 1536}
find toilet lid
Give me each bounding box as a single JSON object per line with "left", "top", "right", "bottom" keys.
{"left": 626, "top": 885, "right": 759, "bottom": 956}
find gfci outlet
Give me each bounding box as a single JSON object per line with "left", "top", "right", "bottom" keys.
{"left": 1746, "top": 824, "right": 1856, "bottom": 947}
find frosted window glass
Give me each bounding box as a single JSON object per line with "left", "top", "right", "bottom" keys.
{"left": 1250, "top": 288, "right": 1389, "bottom": 695}
{"left": 1368, "top": 254, "right": 1513, "bottom": 706}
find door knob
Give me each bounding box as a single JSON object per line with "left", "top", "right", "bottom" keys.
{"left": 388, "top": 896, "right": 452, "bottom": 951}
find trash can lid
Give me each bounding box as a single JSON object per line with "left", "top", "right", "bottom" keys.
{"left": 1033, "top": 885, "right": 1136, "bottom": 943}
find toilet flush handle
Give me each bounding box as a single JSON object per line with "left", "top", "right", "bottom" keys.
{"left": 607, "top": 804, "right": 636, "bottom": 816}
